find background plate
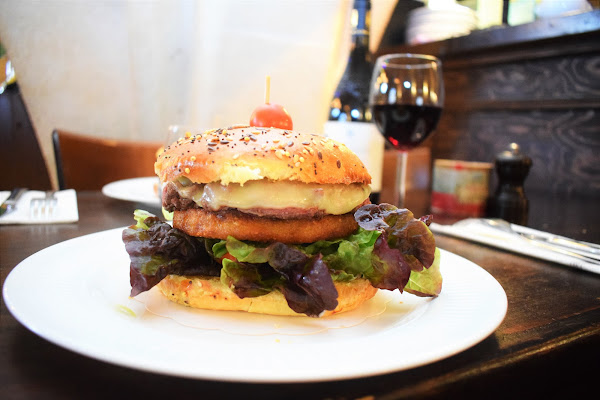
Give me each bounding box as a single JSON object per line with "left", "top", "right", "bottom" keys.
{"left": 102, "top": 177, "right": 160, "bottom": 206}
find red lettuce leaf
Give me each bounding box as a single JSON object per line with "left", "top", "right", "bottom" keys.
{"left": 223, "top": 243, "right": 339, "bottom": 317}
{"left": 269, "top": 244, "right": 338, "bottom": 317}
{"left": 354, "top": 203, "right": 437, "bottom": 292}
{"left": 122, "top": 213, "right": 220, "bottom": 296}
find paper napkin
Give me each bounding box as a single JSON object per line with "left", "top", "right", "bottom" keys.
{"left": 0, "top": 189, "right": 79, "bottom": 224}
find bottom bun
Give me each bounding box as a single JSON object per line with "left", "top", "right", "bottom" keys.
{"left": 158, "top": 275, "right": 378, "bottom": 317}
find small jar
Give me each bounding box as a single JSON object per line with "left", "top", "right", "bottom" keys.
{"left": 431, "top": 159, "right": 493, "bottom": 218}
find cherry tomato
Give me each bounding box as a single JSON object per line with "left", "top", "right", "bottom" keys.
{"left": 249, "top": 103, "right": 293, "bottom": 130}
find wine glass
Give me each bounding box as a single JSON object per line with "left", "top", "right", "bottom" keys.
{"left": 368, "top": 53, "right": 444, "bottom": 208}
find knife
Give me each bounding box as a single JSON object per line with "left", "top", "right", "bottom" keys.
{"left": 0, "top": 188, "right": 27, "bottom": 216}
{"left": 508, "top": 223, "right": 600, "bottom": 255}
{"left": 474, "top": 218, "right": 600, "bottom": 261}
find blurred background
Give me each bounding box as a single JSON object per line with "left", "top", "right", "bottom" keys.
{"left": 0, "top": 0, "right": 397, "bottom": 190}
{"left": 1, "top": 0, "right": 599, "bottom": 216}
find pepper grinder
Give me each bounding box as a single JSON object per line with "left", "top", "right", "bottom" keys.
{"left": 487, "top": 143, "right": 532, "bottom": 225}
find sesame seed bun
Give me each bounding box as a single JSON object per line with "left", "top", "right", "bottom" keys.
{"left": 155, "top": 125, "right": 372, "bottom": 186}
{"left": 158, "top": 275, "right": 378, "bottom": 317}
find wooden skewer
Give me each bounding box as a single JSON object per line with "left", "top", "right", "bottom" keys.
{"left": 265, "top": 75, "right": 271, "bottom": 104}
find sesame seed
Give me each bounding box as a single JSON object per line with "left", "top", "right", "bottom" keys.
{"left": 299, "top": 156, "right": 305, "bottom": 162}
{"left": 191, "top": 156, "right": 196, "bottom": 161}
{"left": 185, "top": 167, "right": 190, "bottom": 174}
{"left": 233, "top": 154, "right": 240, "bottom": 159}
{"left": 295, "top": 162, "right": 300, "bottom": 167}
{"left": 337, "top": 160, "right": 341, "bottom": 168}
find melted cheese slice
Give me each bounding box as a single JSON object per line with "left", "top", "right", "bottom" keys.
{"left": 176, "top": 179, "right": 370, "bottom": 215}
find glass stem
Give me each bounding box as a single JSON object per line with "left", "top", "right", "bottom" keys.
{"left": 398, "top": 150, "right": 408, "bottom": 208}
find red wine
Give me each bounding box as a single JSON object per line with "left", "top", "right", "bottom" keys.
{"left": 372, "top": 104, "right": 442, "bottom": 150}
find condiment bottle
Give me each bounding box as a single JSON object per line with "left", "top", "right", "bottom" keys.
{"left": 486, "top": 143, "right": 532, "bottom": 225}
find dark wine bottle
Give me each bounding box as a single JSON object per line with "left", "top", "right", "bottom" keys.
{"left": 323, "top": 0, "right": 383, "bottom": 204}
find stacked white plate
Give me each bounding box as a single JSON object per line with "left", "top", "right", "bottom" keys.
{"left": 406, "top": 4, "right": 478, "bottom": 45}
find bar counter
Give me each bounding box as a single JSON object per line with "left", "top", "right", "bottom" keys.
{"left": 1, "top": 191, "right": 599, "bottom": 399}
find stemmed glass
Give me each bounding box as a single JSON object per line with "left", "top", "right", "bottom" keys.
{"left": 368, "top": 54, "right": 444, "bottom": 208}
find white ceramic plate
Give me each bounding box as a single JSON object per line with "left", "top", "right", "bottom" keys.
{"left": 3, "top": 228, "right": 507, "bottom": 383}
{"left": 102, "top": 177, "right": 160, "bottom": 207}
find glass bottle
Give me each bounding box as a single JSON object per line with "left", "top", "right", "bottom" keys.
{"left": 323, "top": 0, "right": 383, "bottom": 203}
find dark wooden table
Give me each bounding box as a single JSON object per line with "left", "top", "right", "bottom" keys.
{"left": 2, "top": 191, "right": 599, "bottom": 399}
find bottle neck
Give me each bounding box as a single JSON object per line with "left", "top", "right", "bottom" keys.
{"left": 349, "top": 0, "right": 371, "bottom": 62}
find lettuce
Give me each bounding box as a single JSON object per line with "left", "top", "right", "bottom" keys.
{"left": 122, "top": 210, "right": 220, "bottom": 296}
{"left": 405, "top": 247, "right": 443, "bottom": 297}
{"left": 122, "top": 203, "right": 442, "bottom": 317}
{"left": 219, "top": 241, "right": 339, "bottom": 316}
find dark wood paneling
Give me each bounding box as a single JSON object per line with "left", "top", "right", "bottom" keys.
{"left": 433, "top": 109, "right": 600, "bottom": 196}
{"left": 379, "top": 10, "right": 600, "bottom": 199}
{"left": 444, "top": 54, "right": 600, "bottom": 108}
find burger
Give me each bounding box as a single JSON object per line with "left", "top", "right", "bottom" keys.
{"left": 123, "top": 125, "right": 441, "bottom": 317}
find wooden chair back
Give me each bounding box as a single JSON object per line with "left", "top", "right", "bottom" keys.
{"left": 52, "top": 129, "right": 163, "bottom": 190}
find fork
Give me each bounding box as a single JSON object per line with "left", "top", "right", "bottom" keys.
{"left": 30, "top": 191, "right": 58, "bottom": 220}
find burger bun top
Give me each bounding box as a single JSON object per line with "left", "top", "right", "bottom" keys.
{"left": 155, "top": 125, "right": 372, "bottom": 186}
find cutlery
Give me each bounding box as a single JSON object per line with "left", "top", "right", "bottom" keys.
{"left": 453, "top": 218, "right": 600, "bottom": 264}
{"left": 0, "top": 188, "right": 27, "bottom": 217}
{"left": 479, "top": 219, "right": 600, "bottom": 259}
{"left": 30, "top": 191, "right": 58, "bottom": 220}
{"left": 501, "top": 221, "right": 600, "bottom": 253}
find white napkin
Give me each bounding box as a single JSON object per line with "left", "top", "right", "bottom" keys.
{"left": 430, "top": 220, "right": 600, "bottom": 275}
{"left": 0, "top": 190, "right": 79, "bottom": 224}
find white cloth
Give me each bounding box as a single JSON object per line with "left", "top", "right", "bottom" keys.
{"left": 0, "top": 190, "right": 79, "bottom": 224}
{"left": 430, "top": 220, "right": 600, "bottom": 275}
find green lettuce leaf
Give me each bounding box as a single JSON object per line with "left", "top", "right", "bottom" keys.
{"left": 405, "top": 248, "right": 443, "bottom": 297}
